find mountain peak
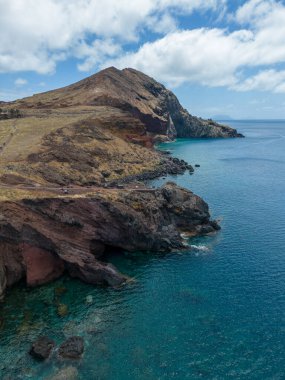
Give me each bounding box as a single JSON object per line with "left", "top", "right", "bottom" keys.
{"left": 11, "top": 67, "right": 242, "bottom": 138}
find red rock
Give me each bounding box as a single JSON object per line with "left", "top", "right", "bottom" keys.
{"left": 22, "top": 243, "right": 65, "bottom": 286}
{"left": 0, "top": 183, "right": 219, "bottom": 300}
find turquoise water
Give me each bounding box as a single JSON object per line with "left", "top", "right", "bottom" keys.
{"left": 1, "top": 120, "right": 285, "bottom": 379}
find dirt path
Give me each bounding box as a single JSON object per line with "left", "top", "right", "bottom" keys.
{"left": 0, "top": 183, "right": 156, "bottom": 195}
{"left": 0, "top": 121, "right": 17, "bottom": 156}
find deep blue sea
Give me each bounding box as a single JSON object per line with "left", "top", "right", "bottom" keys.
{"left": 0, "top": 120, "right": 284, "bottom": 379}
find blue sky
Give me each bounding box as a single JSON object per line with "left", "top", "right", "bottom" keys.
{"left": 1, "top": 0, "right": 285, "bottom": 119}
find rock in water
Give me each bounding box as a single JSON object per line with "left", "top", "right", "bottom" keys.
{"left": 29, "top": 336, "right": 55, "bottom": 360}
{"left": 86, "top": 295, "right": 93, "bottom": 304}
{"left": 57, "top": 303, "right": 69, "bottom": 317}
{"left": 58, "top": 337, "right": 84, "bottom": 359}
{"left": 45, "top": 366, "right": 78, "bottom": 380}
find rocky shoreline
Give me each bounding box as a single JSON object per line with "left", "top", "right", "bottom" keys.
{"left": 113, "top": 153, "right": 194, "bottom": 185}
{"left": 0, "top": 66, "right": 245, "bottom": 380}
{"left": 0, "top": 67, "right": 241, "bottom": 301}
{"left": 0, "top": 182, "right": 220, "bottom": 302}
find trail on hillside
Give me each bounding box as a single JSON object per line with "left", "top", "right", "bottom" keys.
{"left": 0, "top": 121, "right": 17, "bottom": 156}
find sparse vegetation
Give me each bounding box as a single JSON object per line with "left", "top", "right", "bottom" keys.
{"left": 0, "top": 108, "right": 22, "bottom": 119}
{"left": 1, "top": 67, "right": 227, "bottom": 201}
{"left": 0, "top": 107, "right": 162, "bottom": 196}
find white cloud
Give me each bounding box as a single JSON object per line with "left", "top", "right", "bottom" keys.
{"left": 157, "top": 0, "right": 227, "bottom": 13}
{"left": 106, "top": 29, "right": 242, "bottom": 87}
{"left": 0, "top": 89, "right": 30, "bottom": 101}
{"left": 235, "top": 0, "right": 277, "bottom": 26}
{"left": 146, "top": 13, "right": 177, "bottom": 35}
{"left": 14, "top": 78, "right": 28, "bottom": 86}
{"left": 104, "top": 0, "right": 285, "bottom": 91}
{"left": 232, "top": 69, "right": 285, "bottom": 93}
{"left": 1, "top": 0, "right": 285, "bottom": 95}
{"left": 76, "top": 39, "right": 122, "bottom": 72}
{"left": 0, "top": 0, "right": 225, "bottom": 74}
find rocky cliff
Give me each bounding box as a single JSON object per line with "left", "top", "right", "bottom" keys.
{"left": 0, "top": 183, "right": 219, "bottom": 300}
{"left": 0, "top": 67, "right": 240, "bottom": 301}
{"left": 13, "top": 67, "right": 242, "bottom": 139}
{"left": 0, "top": 67, "right": 243, "bottom": 188}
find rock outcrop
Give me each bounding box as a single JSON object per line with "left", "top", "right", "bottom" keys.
{"left": 0, "top": 108, "right": 22, "bottom": 120}
{"left": 29, "top": 336, "right": 55, "bottom": 361}
{"left": 0, "top": 67, "right": 237, "bottom": 302}
{"left": 0, "top": 67, "right": 243, "bottom": 189}
{"left": 0, "top": 183, "right": 219, "bottom": 300}
{"left": 58, "top": 337, "right": 84, "bottom": 360}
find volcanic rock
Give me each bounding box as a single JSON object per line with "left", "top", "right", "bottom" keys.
{"left": 12, "top": 67, "right": 242, "bottom": 139}
{"left": 58, "top": 337, "right": 84, "bottom": 359}
{"left": 0, "top": 183, "right": 219, "bottom": 300}
{"left": 29, "top": 336, "right": 55, "bottom": 361}
{"left": 0, "top": 67, "right": 232, "bottom": 301}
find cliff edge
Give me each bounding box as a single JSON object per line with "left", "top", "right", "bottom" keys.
{"left": 0, "top": 67, "right": 241, "bottom": 300}
{"left": 13, "top": 67, "right": 243, "bottom": 139}
{"left": 0, "top": 183, "right": 220, "bottom": 300}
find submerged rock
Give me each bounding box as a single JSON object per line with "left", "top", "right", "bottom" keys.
{"left": 54, "top": 286, "right": 67, "bottom": 297}
{"left": 86, "top": 295, "right": 93, "bottom": 304}
{"left": 45, "top": 366, "right": 78, "bottom": 380}
{"left": 58, "top": 337, "right": 84, "bottom": 360}
{"left": 57, "top": 303, "right": 69, "bottom": 318}
{"left": 29, "top": 336, "right": 55, "bottom": 361}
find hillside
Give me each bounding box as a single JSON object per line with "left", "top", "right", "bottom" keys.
{"left": 12, "top": 67, "right": 242, "bottom": 138}
{"left": 0, "top": 67, "right": 232, "bottom": 300}
{"left": 0, "top": 67, "right": 242, "bottom": 188}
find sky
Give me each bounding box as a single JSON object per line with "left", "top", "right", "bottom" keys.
{"left": 1, "top": 0, "right": 285, "bottom": 119}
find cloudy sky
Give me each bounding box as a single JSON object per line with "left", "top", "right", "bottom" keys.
{"left": 1, "top": 0, "right": 285, "bottom": 119}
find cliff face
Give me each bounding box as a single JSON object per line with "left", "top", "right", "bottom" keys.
{"left": 0, "top": 183, "right": 219, "bottom": 300}
{"left": 0, "top": 67, "right": 243, "bottom": 187}
{"left": 13, "top": 67, "right": 242, "bottom": 139}
{"left": 0, "top": 67, "right": 236, "bottom": 301}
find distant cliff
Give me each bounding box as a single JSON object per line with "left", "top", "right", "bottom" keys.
{"left": 12, "top": 67, "right": 243, "bottom": 139}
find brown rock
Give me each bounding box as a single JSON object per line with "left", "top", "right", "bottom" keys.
{"left": 58, "top": 337, "right": 84, "bottom": 359}
{"left": 29, "top": 336, "right": 55, "bottom": 360}
{"left": 22, "top": 244, "right": 65, "bottom": 286}
{"left": 11, "top": 67, "right": 243, "bottom": 140}
{"left": 57, "top": 303, "right": 69, "bottom": 317}
{"left": 0, "top": 257, "right": 7, "bottom": 301}
{"left": 0, "top": 183, "right": 219, "bottom": 299}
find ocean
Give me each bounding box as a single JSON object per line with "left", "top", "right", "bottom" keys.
{"left": 0, "top": 120, "right": 284, "bottom": 379}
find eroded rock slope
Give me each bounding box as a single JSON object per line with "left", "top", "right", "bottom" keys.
{"left": 0, "top": 183, "right": 219, "bottom": 300}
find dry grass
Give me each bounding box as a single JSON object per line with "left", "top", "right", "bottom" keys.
{"left": 0, "top": 120, "right": 14, "bottom": 147}
{"left": 0, "top": 186, "right": 129, "bottom": 202}
{"left": 0, "top": 107, "right": 162, "bottom": 200}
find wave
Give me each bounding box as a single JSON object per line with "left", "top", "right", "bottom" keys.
{"left": 190, "top": 245, "right": 210, "bottom": 252}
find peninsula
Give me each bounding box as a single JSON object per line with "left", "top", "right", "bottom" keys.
{"left": 0, "top": 67, "right": 243, "bottom": 301}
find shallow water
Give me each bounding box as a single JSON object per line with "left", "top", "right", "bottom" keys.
{"left": 1, "top": 120, "right": 285, "bottom": 379}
